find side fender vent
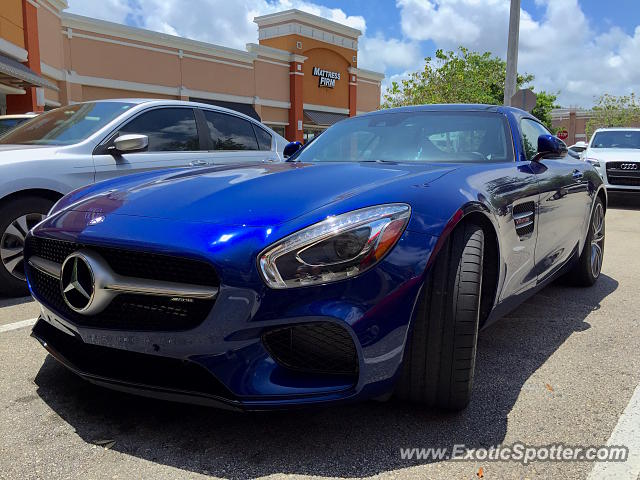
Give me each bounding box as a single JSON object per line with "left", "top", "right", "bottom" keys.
{"left": 513, "top": 201, "right": 535, "bottom": 237}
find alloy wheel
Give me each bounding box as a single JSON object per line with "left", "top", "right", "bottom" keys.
{"left": 0, "top": 213, "right": 45, "bottom": 281}
{"left": 590, "top": 203, "right": 605, "bottom": 278}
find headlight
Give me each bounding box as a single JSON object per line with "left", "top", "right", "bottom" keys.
{"left": 585, "top": 157, "right": 601, "bottom": 168}
{"left": 259, "top": 204, "right": 411, "bottom": 289}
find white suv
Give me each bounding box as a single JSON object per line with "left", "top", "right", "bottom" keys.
{"left": 0, "top": 99, "right": 288, "bottom": 296}
{"left": 584, "top": 128, "right": 640, "bottom": 192}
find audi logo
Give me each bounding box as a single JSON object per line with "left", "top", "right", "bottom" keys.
{"left": 620, "top": 163, "right": 638, "bottom": 170}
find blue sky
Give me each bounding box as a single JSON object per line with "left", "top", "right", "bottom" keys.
{"left": 68, "top": 0, "right": 640, "bottom": 107}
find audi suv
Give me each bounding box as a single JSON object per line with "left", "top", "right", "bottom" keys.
{"left": 584, "top": 128, "right": 640, "bottom": 191}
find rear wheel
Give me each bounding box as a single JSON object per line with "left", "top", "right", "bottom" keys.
{"left": 566, "top": 197, "right": 605, "bottom": 287}
{"left": 0, "top": 196, "right": 53, "bottom": 297}
{"left": 397, "top": 222, "right": 484, "bottom": 410}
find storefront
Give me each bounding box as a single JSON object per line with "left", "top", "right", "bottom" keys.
{"left": 0, "top": 1, "right": 58, "bottom": 114}
{"left": 3, "top": 1, "right": 384, "bottom": 141}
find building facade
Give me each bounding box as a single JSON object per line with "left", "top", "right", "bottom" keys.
{"left": 551, "top": 108, "right": 593, "bottom": 145}
{"left": 0, "top": 1, "right": 384, "bottom": 141}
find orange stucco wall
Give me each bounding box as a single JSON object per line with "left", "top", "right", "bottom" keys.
{"left": 302, "top": 48, "right": 349, "bottom": 109}
{"left": 0, "top": 0, "right": 24, "bottom": 49}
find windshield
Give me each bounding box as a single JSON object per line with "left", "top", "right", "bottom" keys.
{"left": 0, "top": 102, "right": 134, "bottom": 146}
{"left": 295, "top": 111, "right": 514, "bottom": 163}
{"left": 591, "top": 131, "right": 640, "bottom": 149}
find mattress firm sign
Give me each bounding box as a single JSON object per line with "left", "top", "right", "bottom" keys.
{"left": 313, "top": 67, "right": 340, "bottom": 88}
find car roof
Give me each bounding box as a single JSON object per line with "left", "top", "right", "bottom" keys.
{"left": 68, "top": 98, "right": 266, "bottom": 127}
{"left": 358, "top": 103, "right": 529, "bottom": 117}
{"left": 593, "top": 127, "right": 640, "bottom": 133}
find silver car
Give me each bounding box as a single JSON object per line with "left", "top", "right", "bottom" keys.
{"left": 0, "top": 99, "right": 288, "bottom": 296}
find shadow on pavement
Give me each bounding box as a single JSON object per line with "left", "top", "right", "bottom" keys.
{"left": 0, "top": 295, "right": 33, "bottom": 308}
{"left": 33, "top": 275, "right": 618, "bottom": 478}
{"left": 607, "top": 192, "right": 640, "bottom": 210}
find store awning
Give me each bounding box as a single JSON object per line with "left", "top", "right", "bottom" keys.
{"left": 190, "top": 98, "right": 260, "bottom": 121}
{"left": 0, "top": 54, "right": 58, "bottom": 91}
{"left": 303, "top": 109, "right": 348, "bottom": 126}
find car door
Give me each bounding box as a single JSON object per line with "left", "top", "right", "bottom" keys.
{"left": 201, "top": 109, "right": 278, "bottom": 165}
{"left": 520, "top": 117, "right": 590, "bottom": 283}
{"left": 93, "top": 107, "right": 212, "bottom": 182}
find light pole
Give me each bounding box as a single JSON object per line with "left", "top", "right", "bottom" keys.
{"left": 504, "top": 0, "right": 521, "bottom": 106}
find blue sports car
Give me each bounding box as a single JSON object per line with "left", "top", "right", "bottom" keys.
{"left": 25, "top": 105, "right": 606, "bottom": 411}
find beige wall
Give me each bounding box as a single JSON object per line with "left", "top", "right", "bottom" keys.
{"left": 253, "top": 60, "right": 289, "bottom": 103}
{"left": 260, "top": 106, "right": 289, "bottom": 124}
{"left": 37, "top": 4, "right": 63, "bottom": 69}
{"left": 356, "top": 81, "right": 380, "bottom": 112}
{"left": 181, "top": 57, "right": 254, "bottom": 97}
{"left": 32, "top": 10, "right": 381, "bottom": 124}
{"left": 81, "top": 85, "right": 177, "bottom": 101}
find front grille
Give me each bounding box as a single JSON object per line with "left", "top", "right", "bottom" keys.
{"left": 606, "top": 163, "right": 640, "bottom": 186}
{"left": 262, "top": 322, "right": 358, "bottom": 376}
{"left": 25, "top": 236, "right": 218, "bottom": 331}
{"left": 33, "top": 319, "right": 234, "bottom": 400}
{"left": 25, "top": 236, "right": 219, "bottom": 286}
{"left": 29, "top": 267, "right": 213, "bottom": 330}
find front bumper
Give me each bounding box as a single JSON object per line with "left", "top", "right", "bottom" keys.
{"left": 26, "top": 214, "right": 436, "bottom": 409}
{"left": 598, "top": 163, "right": 640, "bottom": 191}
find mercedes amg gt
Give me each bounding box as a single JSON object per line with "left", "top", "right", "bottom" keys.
{"left": 25, "top": 105, "right": 606, "bottom": 411}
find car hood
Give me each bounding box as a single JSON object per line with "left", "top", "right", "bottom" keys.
{"left": 0, "top": 144, "right": 63, "bottom": 163}
{"left": 64, "top": 162, "right": 457, "bottom": 226}
{"left": 586, "top": 148, "right": 640, "bottom": 161}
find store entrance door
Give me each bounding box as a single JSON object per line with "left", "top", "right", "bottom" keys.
{"left": 303, "top": 127, "right": 325, "bottom": 143}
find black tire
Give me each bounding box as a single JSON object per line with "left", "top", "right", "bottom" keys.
{"left": 566, "top": 197, "right": 605, "bottom": 287}
{"left": 397, "top": 222, "right": 484, "bottom": 410}
{"left": 0, "top": 196, "right": 54, "bottom": 297}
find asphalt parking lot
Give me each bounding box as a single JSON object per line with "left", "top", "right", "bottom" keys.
{"left": 1, "top": 196, "right": 639, "bottom": 480}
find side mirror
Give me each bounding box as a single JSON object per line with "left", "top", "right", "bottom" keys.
{"left": 113, "top": 134, "right": 148, "bottom": 153}
{"left": 533, "top": 134, "right": 568, "bottom": 161}
{"left": 283, "top": 141, "right": 303, "bottom": 158}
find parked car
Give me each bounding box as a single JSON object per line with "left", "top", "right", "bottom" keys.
{"left": 567, "top": 140, "right": 588, "bottom": 159}
{"left": 25, "top": 104, "right": 606, "bottom": 411}
{"left": 0, "top": 99, "right": 287, "bottom": 296}
{"left": 0, "top": 113, "right": 38, "bottom": 135}
{"left": 583, "top": 128, "right": 640, "bottom": 192}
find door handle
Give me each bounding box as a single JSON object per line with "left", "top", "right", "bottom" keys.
{"left": 572, "top": 169, "right": 583, "bottom": 179}
{"left": 189, "top": 160, "right": 208, "bottom": 167}
{"left": 262, "top": 158, "right": 277, "bottom": 163}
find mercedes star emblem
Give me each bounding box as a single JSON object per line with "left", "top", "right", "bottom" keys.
{"left": 60, "top": 253, "right": 95, "bottom": 312}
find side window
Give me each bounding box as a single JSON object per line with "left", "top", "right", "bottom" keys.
{"left": 203, "top": 111, "right": 259, "bottom": 150}
{"left": 118, "top": 108, "right": 199, "bottom": 152}
{"left": 253, "top": 125, "right": 273, "bottom": 151}
{"left": 520, "top": 118, "right": 550, "bottom": 160}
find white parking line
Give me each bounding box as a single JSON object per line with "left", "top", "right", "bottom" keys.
{"left": 0, "top": 318, "right": 37, "bottom": 333}
{"left": 587, "top": 382, "right": 640, "bottom": 480}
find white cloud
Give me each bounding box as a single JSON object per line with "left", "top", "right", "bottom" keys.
{"left": 66, "top": 0, "right": 422, "bottom": 93}
{"left": 397, "top": 0, "right": 640, "bottom": 107}
{"left": 358, "top": 34, "right": 422, "bottom": 72}
{"left": 67, "top": 0, "right": 133, "bottom": 23}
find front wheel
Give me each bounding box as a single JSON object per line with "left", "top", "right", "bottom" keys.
{"left": 396, "top": 222, "right": 484, "bottom": 410}
{"left": 566, "top": 197, "right": 605, "bottom": 287}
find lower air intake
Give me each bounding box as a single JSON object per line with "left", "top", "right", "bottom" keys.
{"left": 262, "top": 322, "right": 358, "bottom": 376}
